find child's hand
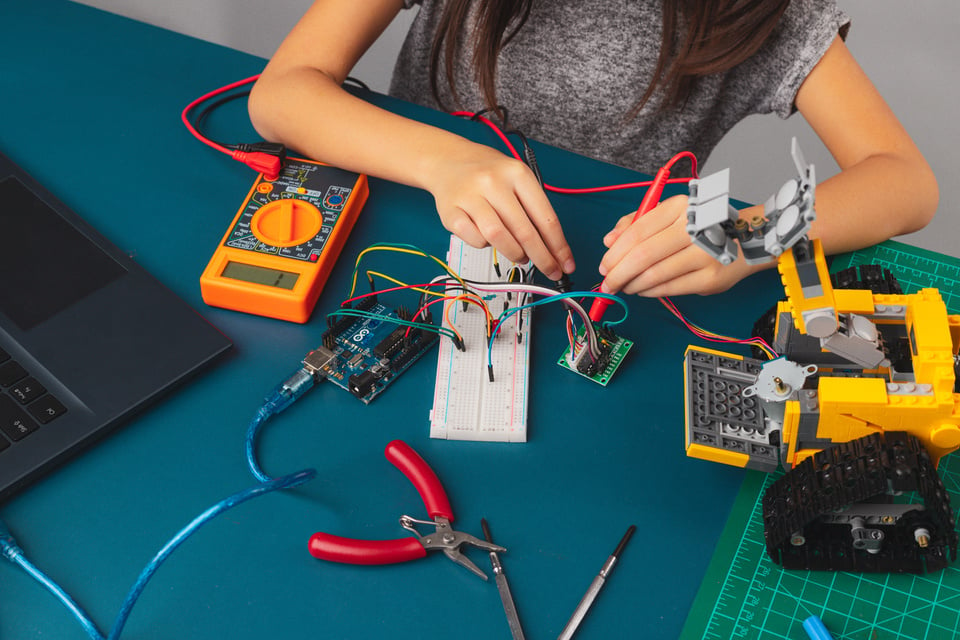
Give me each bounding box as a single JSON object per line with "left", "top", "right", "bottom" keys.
{"left": 425, "top": 144, "right": 575, "bottom": 282}
{"left": 598, "top": 194, "right": 754, "bottom": 297}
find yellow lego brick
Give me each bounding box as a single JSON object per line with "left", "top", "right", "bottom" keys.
{"left": 780, "top": 398, "right": 799, "bottom": 467}
{"left": 686, "top": 443, "right": 749, "bottom": 468}
{"left": 907, "top": 289, "right": 953, "bottom": 352}
{"left": 818, "top": 376, "right": 888, "bottom": 408}
{"left": 912, "top": 352, "right": 957, "bottom": 394}
{"left": 833, "top": 288, "right": 875, "bottom": 315}
{"left": 816, "top": 377, "right": 898, "bottom": 435}
{"left": 814, "top": 411, "right": 881, "bottom": 447}
{"left": 777, "top": 238, "right": 836, "bottom": 335}
{"left": 792, "top": 449, "right": 819, "bottom": 467}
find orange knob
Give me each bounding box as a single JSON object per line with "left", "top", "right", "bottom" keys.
{"left": 250, "top": 198, "right": 322, "bottom": 247}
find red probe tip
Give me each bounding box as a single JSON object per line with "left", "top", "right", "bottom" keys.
{"left": 588, "top": 297, "right": 612, "bottom": 323}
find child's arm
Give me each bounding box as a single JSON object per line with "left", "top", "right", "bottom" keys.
{"left": 598, "top": 35, "right": 938, "bottom": 297}
{"left": 248, "top": 0, "right": 575, "bottom": 281}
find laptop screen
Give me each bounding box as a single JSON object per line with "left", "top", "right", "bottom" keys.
{"left": 0, "top": 176, "right": 126, "bottom": 331}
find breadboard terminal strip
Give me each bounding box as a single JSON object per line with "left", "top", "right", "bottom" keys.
{"left": 430, "top": 235, "right": 532, "bottom": 442}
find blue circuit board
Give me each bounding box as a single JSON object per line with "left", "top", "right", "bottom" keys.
{"left": 313, "top": 301, "right": 439, "bottom": 404}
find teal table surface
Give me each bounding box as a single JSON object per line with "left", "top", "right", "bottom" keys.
{"left": 0, "top": 2, "right": 787, "bottom": 638}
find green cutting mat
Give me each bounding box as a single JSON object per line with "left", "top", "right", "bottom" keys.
{"left": 681, "top": 240, "right": 960, "bottom": 640}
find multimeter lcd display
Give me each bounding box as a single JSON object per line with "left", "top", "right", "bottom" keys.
{"left": 221, "top": 261, "right": 299, "bottom": 290}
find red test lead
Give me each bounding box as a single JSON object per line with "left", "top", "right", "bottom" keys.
{"left": 587, "top": 164, "right": 672, "bottom": 322}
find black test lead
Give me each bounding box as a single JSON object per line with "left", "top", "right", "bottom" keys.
{"left": 557, "top": 524, "right": 636, "bottom": 640}
{"left": 481, "top": 518, "right": 526, "bottom": 640}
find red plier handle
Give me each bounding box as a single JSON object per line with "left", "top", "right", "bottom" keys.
{"left": 384, "top": 439, "right": 454, "bottom": 521}
{"left": 308, "top": 533, "right": 426, "bottom": 565}
{"left": 308, "top": 440, "right": 455, "bottom": 564}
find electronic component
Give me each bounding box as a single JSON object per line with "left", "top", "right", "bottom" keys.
{"left": 557, "top": 325, "right": 633, "bottom": 386}
{"left": 200, "top": 158, "right": 368, "bottom": 323}
{"left": 312, "top": 301, "right": 438, "bottom": 404}
{"left": 430, "top": 236, "right": 532, "bottom": 442}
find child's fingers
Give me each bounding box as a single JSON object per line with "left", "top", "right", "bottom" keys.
{"left": 602, "top": 212, "right": 635, "bottom": 248}
{"left": 442, "top": 208, "right": 493, "bottom": 251}
{"left": 614, "top": 245, "right": 705, "bottom": 296}
{"left": 488, "top": 189, "right": 566, "bottom": 280}
{"left": 516, "top": 188, "right": 575, "bottom": 278}
{"left": 600, "top": 222, "right": 691, "bottom": 293}
{"left": 598, "top": 198, "right": 683, "bottom": 278}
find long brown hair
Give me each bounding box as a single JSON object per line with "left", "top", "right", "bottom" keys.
{"left": 429, "top": 0, "right": 791, "bottom": 114}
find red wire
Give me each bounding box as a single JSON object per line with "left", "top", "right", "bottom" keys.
{"left": 181, "top": 74, "right": 261, "bottom": 153}
{"left": 184, "top": 79, "right": 698, "bottom": 195}
{"left": 181, "top": 74, "right": 284, "bottom": 179}
{"left": 450, "top": 111, "right": 699, "bottom": 193}
{"left": 341, "top": 282, "right": 449, "bottom": 307}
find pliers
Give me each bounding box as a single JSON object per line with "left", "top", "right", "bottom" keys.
{"left": 308, "top": 439, "right": 505, "bottom": 579}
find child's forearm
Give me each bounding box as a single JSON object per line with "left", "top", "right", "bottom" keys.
{"left": 248, "top": 67, "right": 575, "bottom": 279}
{"left": 249, "top": 67, "right": 477, "bottom": 191}
{"left": 806, "top": 151, "right": 939, "bottom": 255}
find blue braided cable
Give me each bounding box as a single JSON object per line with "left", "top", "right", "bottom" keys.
{"left": 2, "top": 469, "right": 316, "bottom": 640}
{"left": 107, "top": 469, "right": 316, "bottom": 640}
{"left": 245, "top": 407, "right": 273, "bottom": 482}
{"left": 3, "top": 360, "right": 321, "bottom": 640}
{"left": 245, "top": 367, "right": 318, "bottom": 482}
{"left": 1, "top": 520, "right": 104, "bottom": 640}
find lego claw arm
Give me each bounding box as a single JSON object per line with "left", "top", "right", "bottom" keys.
{"left": 686, "top": 138, "right": 887, "bottom": 369}
{"left": 685, "top": 137, "right": 817, "bottom": 267}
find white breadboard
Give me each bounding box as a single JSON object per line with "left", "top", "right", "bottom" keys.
{"left": 429, "top": 236, "right": 532, "bottom": 442}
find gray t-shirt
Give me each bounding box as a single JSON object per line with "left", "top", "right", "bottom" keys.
{"left": 390, "top": 0, "right": 849, "bottom": 175}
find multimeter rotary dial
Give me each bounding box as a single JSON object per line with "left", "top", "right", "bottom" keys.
{"left": 249, "top": 198, "right": 323, "bottom": 248}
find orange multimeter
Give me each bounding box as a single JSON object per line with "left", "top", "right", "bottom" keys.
{"left": 200, "top": 158, "right": 368, "bottom": 323}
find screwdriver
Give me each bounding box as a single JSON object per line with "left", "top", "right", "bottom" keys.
{"left": 481, "top": 518, "right": 525, "bottom": 640}
{"left": 557, "top": 524, "right": 637, "bottom": 640}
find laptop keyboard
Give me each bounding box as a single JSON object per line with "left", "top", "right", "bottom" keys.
{"left": 0, "top": 346, "right": 67, "bottom": 452}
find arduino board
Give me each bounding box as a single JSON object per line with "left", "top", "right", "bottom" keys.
{"left": 200, "top": 158, "right": 367, "bottom": 323}
{"left": 309, "top": 298, "right": 439, "bottom": 404}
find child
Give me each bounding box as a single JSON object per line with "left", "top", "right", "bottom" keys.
{"left": 248, "top": 0, "right": 937, "bottom": 297}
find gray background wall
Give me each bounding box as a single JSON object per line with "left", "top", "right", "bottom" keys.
{"left": 72, "top": 0, "right": 958, "bottom": 257}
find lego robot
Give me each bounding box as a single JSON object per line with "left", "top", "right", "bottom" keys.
{"left": 683, "top": 139, "right": 960, "bottom": 573}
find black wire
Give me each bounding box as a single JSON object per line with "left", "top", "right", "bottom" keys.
{"left": 192, "top": 90, "right": 251, "bottom": 148}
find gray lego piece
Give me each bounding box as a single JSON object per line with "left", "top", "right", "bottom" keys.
{"left": 686, "top": 168, "right": 739, "bottom": 265}
{"left": 820, "top": 313, "right": 888, "bottom": 369}
{"left": 870, "top": 303, "right": 906, "bottom": 320}
{"left": 793, "top": 389, "right": 832, "bottom": 461}
{"left": 685, "top": 348, "right": 779, "bottom": 472}
{"left": 686, "top": 137, "right": 816, "bottom": 267}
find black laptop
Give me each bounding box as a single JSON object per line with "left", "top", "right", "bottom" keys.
{"left": 0, "top": 150, "right": 232, "bottom": 501}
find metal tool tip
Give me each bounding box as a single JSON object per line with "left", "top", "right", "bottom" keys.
{"left": 613, "top": 525, "right": 637, "bottom": 558}
{"left": 481, "top": 518, "right": 493, "bottom": 543}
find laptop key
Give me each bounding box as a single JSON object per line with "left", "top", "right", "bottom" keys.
{"left": 0, "top": 361, "right": 28, "bottom": 387}
{"left": 9, "top": 377, "right": 46, "bottom": 404}
{"left": 0, "top": 395, "right": 39, "bottom": 441}
{"left": 28, "top": 395, "right": 67, "bottom": 424}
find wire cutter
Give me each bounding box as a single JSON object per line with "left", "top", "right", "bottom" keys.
{"left": 308, "top": 439, "right": 505, "bottom": 579}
